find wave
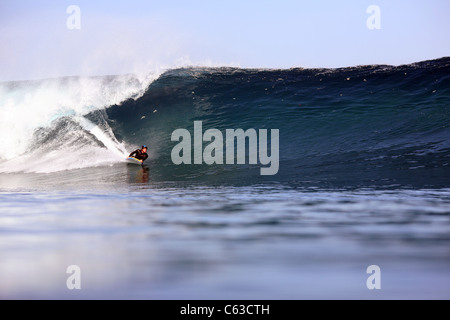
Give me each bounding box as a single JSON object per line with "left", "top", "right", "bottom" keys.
{"left": 1, "top": 58, "right": 449, "bottom": 187}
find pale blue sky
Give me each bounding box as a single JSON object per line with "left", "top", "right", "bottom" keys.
{"left": 1, "top": 0, "right": 449, "bottom": 81}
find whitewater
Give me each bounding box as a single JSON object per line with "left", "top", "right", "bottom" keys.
{"left": 0, "top": 73, "right": 156, "bottom": 173}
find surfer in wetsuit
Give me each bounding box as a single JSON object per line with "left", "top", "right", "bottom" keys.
{"left": 129, "top": 145, "right": 149, "bottom": 163}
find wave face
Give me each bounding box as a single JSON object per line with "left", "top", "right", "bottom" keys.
{"left": 1, "top": 58, "right": 450, "bottom": 188}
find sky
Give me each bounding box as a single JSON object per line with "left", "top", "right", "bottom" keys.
{"left": 1, "top": 0, "right": 449, "bottom": 81}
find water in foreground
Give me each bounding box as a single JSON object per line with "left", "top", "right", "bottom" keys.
{"left": 0, "top": 165, "right": 449, "bottom": 299}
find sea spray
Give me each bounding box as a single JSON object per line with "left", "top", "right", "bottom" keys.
{"left": 0, "top": 74, "right": 155, "bottom": 161}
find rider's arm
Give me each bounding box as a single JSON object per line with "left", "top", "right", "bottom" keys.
{"left": 129, "top": 150, "right": 138, "bottom": 157}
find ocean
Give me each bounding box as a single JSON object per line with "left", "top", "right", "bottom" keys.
{"left": 0, "top": 57, "right": 449, "bottom": 299}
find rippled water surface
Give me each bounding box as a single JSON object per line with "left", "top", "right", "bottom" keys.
{"left": 1, "top": 168, "right": 449, "bottom": 299}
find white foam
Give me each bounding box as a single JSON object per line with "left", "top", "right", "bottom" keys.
{"left": 75, "top": 116, "right": 128, "bottom": 158}
{"left": 0, "top": 73, "right": 157, "bottom": 173}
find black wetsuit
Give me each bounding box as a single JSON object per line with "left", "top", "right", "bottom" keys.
{"left": 129, "top": 149, "right": 148, "bottom": 162}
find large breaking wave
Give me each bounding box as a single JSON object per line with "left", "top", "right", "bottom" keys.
{"left": 1, "top": 57, "right": 449, "bottom": 188}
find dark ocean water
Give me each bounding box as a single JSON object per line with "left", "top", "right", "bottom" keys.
{"left": 103, "top": 57, "right": 450, "bottom": 188}
{"left": 0, "top": 58, "right": 449, "bottom": 299}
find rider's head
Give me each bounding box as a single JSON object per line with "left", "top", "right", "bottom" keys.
{"left": 141, "top": 145, "right": 148, "bottom": 153}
